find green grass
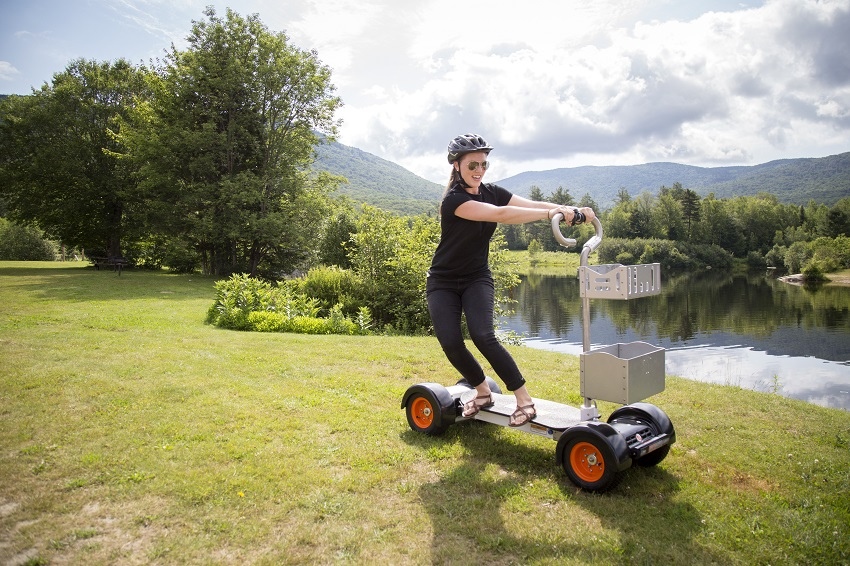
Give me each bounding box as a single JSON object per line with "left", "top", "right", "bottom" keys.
{"left": 507, "top": 249, "right": 583, "bottom": 275}
{"left": 1, "top": 261, "right": 849, "bottom": 565}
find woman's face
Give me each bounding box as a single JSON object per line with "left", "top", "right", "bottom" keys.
{"left": 456, "top": 151, "right": 489, "bottom": 191}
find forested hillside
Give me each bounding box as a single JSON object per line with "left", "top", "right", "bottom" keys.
{"left": 314, "top": 141, "right": 442, "bottom": 216}
{"left": 315, "top": 139, "right": 850, "bottom": 212}
{"left": 495, "top": 153, "right": 850, "bottom": 208}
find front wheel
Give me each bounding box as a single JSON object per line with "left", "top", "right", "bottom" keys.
{"left": 559, "top": 430, "right": 620, "bottom": 492}
{"left": 405, "top": 390, "right": 449, "bottom": 436}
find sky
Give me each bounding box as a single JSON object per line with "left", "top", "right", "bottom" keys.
{"left": 1, "top": 0, "right": 849, "bottom": 184}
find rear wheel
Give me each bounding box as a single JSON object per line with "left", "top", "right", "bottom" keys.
{"left": 608, "top": 403, "right": 674, "bottom": 467}
{"left": 560, "top": 431, "right": 620, "bottom": 492}
{"left": 405, "top": 390, "right": 448, "bottom": 436}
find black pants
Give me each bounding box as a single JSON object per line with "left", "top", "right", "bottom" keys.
{"left": 426, "top": 272, "right": 526, "bottom": 391}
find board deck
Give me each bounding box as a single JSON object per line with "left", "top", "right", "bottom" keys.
{"left": 460, "top": 390, "right": 583, "bottom": 432}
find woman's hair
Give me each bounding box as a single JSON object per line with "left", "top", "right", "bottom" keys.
{"left": 442, "top": 167, "right": 460, "bottom": 199}
{"left": 439, "top": 167, "right": 463, "bottom": 215}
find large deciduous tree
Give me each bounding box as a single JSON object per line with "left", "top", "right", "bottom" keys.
{"left": 0, "top": 59, "right": 148, "bottom": 258}
{"left": 129, "top": 7, "right": 342, "bottom": 276}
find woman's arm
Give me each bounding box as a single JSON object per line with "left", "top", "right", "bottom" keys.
{"left": 455, "top": 198, "right": 595, "bottom": 225}
{"left": 454, "top": 200, "right": 552, "bottom": 224}
{"left": 507, "top": 194, "right": 555, "bottom": 210}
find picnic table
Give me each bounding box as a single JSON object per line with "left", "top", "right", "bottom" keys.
{"left": 90, "top": 257, "right": 129, "bottom": 275}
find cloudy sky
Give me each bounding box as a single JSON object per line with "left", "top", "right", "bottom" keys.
{"left": 1, "top": 0, "right": 849, "bottom": 183}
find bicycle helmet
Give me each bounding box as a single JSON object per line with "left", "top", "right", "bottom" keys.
{"left": 447, "top": 133, "right": 493, "bottom": 163}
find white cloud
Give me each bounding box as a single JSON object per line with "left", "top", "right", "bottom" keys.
{"left": 0, "top": 61, "right": 20, "bottom": 81}
{"left": 324, "top": 0, "right": 850, "bottom": 182}
{"left": 2, "top": 0, "right": 847, "bottom": 182}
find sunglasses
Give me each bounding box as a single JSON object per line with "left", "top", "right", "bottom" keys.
{"left": 465, "top": 160, "right": 489, "bottom": 171}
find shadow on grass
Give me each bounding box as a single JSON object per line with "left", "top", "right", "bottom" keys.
{"left": 404, "top": 422, "right": 724, "bottom": 564}
{"left": 0, "top": 264, "right": 217, "bottom": 302}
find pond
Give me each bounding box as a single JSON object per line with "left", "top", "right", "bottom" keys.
{"left": 499, "top": 269, "right": 850, "bottom": 411}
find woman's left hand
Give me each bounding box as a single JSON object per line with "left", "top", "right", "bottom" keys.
{"left": 554, "top": 206, "right": 595, "bottom": 225}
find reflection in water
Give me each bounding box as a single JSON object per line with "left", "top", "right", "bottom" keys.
{"left": 500, "top": 271, "right": 850, "bottom": 410}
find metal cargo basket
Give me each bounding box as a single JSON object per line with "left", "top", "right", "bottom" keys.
{"left": 579, "top": 263, "right": 661, "bottom": 299}
{"left": 580, "top": 341, "right": 666, "bottom": 405}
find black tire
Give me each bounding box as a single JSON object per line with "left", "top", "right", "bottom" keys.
{"left": 608, "top": 403, "right": 675, "bottom": 467}
{"left": 559, "top": 428, "right": 621, "bottom": 493}
{"left": 405, "top": 389, "right": 449, "bottom": 436}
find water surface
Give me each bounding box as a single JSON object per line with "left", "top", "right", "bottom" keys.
{"left": 500, "top": 270, "right": 850, "bottom": 410}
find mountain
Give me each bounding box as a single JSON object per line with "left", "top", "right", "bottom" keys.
{"left": 314, "top": 141, "right": 850, "bottom": 213}
{"left": 314, "top": 141, "right": 443, "bottom": 216}
{"left": 495, "top": 153, "right": 850, "bottom": 208}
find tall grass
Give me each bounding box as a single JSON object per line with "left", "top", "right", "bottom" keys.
{"left": 1, "top": 262, "right": 848, "bottom": 565}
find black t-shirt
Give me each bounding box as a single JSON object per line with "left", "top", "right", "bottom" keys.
{"left": 429, "top": 181, "right": 514, "bottom": 278}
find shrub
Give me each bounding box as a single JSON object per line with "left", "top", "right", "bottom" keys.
{"left": 0, "top": 218, "right": 56, "bottom": 260}
{"left": 527, "top": 239, "right": 543, "bottom": 264}
{"left": 598, "top": 238, "right": 731, "bottom": 271}
{"left": 296, "top": 265, "right": 364, "bottom": 316}
{"left": 765, "top": 244, "right": 787, "bottom": 269}
{"left": 207, "top": 273, "right": 368, "bottom": 335}
{"left": 802, "top": 260, "right": 827, "bottom": 282}
{"left": 784, "top": 241, "right": 812, "bottom": 274}
{"left": 246, "top": 310, "right": 360, "bottom": 335}
{"left": 746, "top": 251, "right": 767, "bottom": 270}
{"left": 206, "top": 274, "right": 278, "bottom": 330}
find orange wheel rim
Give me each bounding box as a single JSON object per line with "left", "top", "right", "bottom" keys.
{"left": 570, "top": 441, "right": 605, "bottom": 482}
{"left": 410, "top": 397, "right": 434, "bottom": 429}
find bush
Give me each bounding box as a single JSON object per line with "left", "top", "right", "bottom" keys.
{"left": 247, "top": 311, "right": 360, "bottom": 335}
{"left": 802, "top": 260, "right": 828, "bottom": 282}
{"left": 746, "top": 251, "right": 767, "bottom": 270}
{"left": 0, "top": 218, "right": 56, "bottom": 260}
{"left": 810, "top": 235, "right": 850, "bottom": 272}
{"left": 207, "top": 273, "right": 369, "bottom": 335}
{"left": 765, "top": 245, "right": 786, "bottom": 269}
{"left": 296, "top": 265, "right": 364, "bottom": 316}
{"left": 784, "top": 241, "right": 812, "bottom": 274}
{"left": 348, "top": 207, "right": 438, "bottom": 333}
{"left": 598, "top": 238, "right": 730, "bottom": 271}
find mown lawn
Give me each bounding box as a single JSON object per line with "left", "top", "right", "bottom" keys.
{"left": 1, "top": 262, "right": 848, "bottom": 565}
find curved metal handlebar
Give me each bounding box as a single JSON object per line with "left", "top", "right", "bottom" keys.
{"left": 550, "top": 214, "right": 604, "bottom": 256}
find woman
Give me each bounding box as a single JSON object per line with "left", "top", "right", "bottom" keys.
{"left": 426, "top": 133, "right": 595, "bottom": 427}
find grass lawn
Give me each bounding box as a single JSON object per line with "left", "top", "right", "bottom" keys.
{"left": 1, "top": 261, "right": 848, "bottom": 565}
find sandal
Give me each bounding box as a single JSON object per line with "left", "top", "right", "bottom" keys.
{"left": 462, "top": 393, "right": 494, "bottom": 417}
{"left": 509, "top": 403, "right": 536, "bottom": 427}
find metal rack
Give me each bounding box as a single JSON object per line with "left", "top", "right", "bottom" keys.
{"left": 552, "top": 217, "right": 666, "bottom": 417}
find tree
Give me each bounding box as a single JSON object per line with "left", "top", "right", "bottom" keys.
{"left": 0, "top": 59, "right": 149, "bottom": 258}
{"left": 628, "top": 192, "right": 656, "bottom": 239}
{"left": 655, "top": 193, "right": 685, "bottom": 240}
{"left": 548, "top": 186, "right": 575, "bottom": 206}
{"left": 679, "top": 188, "right": 701, "bottom": 240}
{"left": 126, "top": 7, "right": 342, "bottom": 276}
{"left": 525, "top": 185, "right": 552, "bottom": 249}
{"left": 348, "top": 206, "right": 439, "bottom": 332}
{"left": 578, "top": 193, "right": 599, "bottom": 211}
{"left": 826, "top": 198, "right": 850, "bottom": 237}
{"left": 319, "top": 212, "right": 357, "bottom": 268}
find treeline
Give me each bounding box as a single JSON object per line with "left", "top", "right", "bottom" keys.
{"left": 500, "top": 182, "right": 850, "bottom": 275}
{"left": 0, "top": 7, "right": 341, "bottom": 278}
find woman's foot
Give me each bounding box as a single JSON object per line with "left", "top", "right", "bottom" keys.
{"left": 462, "top": 393, "right": 494, "bottom": 417}
{"left": 509, "top": 403, "right": 536, "bottom": 427}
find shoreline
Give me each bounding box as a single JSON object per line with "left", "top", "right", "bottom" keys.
{"left": 779, "top": 272, "right": 850, "bottom": 286}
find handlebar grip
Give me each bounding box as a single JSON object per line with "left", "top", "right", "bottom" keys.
{"left": 550, "top": 214, "right": 604, "bottom": 252}
{"left": 550, "top": 213, "right": 576, "bottom": 248}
